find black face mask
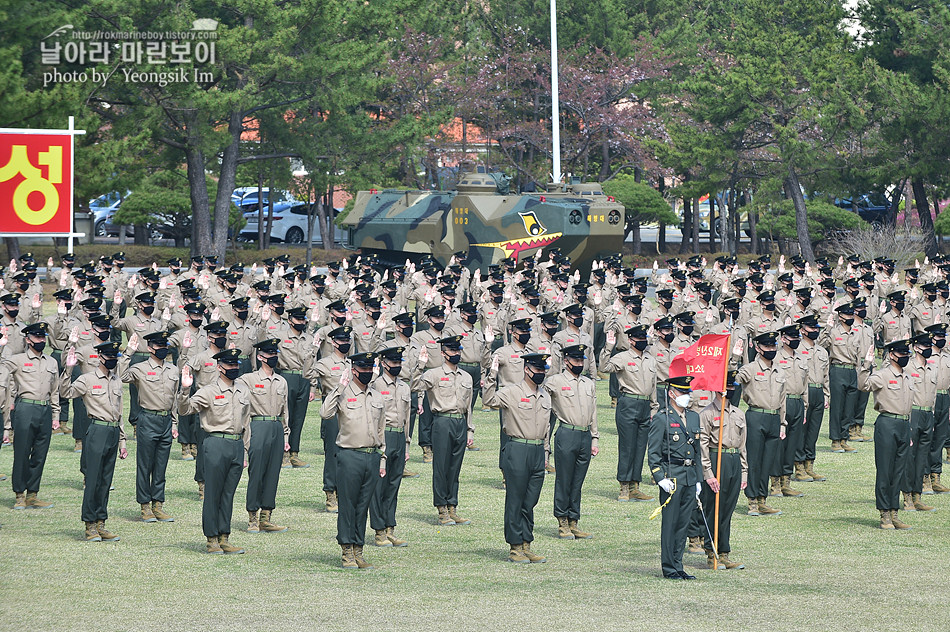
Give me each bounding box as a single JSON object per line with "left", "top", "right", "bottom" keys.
{"left": 760, "top": 349, "right": 777, "bottom": 361}
{"left": 210, "top": 336, "right": 226, "bottom": 349}
{"left": 291, "top": 321, "right": 306, "bottom": 332}
{"left": 265, "top": 267, "right": 275, "bottom": 275}
{"left": 515, "top": 332, "right": 530, "bottom": 345}
{"left": 351, "top": 370, "right": 371, "bottom": 385}
{"left": 445, "top": 353, "right": 461, "bottom": 365}
{"left": 894, "top": 355, "right": 910, "bottom": 368}
{"left": 856, "top": 309, "right": 867, "bottom": 319}
{"left": 842, "top": 317, "right": 855, "bottom": 327}
{"left": 170, "top": 267, "right": 180, "bottom": 275}
{"left": 30, "top": 340, "right": 46, "bottom": 353}
{"left": 464, "top": 313, "right": 478, "bottom": 325}
{"left": 736, "top": 288, "right": 747, "bottom": 298}
{"left": 804, "top": 329, "right": 819, "bottom": 340}
{"left": 260, "top": 355, "right": 279, "bottom": 368}
{"left": 927, "top": 294, "right": 938, "bottom": 303}
{"left": 431, "top": 321, "right": 445, "bottom": 332}
{"left": 762, "top": 303, "right": 775, "bottom": 312}
{"left": 575, "top": 294, "right": 588, "bottom": 304}
{"left": 18, "top": 283, "right": 29, "bottom": 292}
{"left": 942, "top": 291, "right": 950, "bottom": 300}
{"left": 142, "top": 305, "right": 155, "bottom": 316}
{"left": 190, "top": 318, "right": 204, "bottom": 329}
{"left": 236, "top": 310, "right": 248, "bottom": 321}
{"left": 385, "top": 364, "right": 402, "bottom": 377}
{"left": 661, "top": 332, "right": 675, "bottom": 343}
{"left": 335, "top": 342, "right": 351, "bottom": 355}
{"left": 386, "top": 290, "right": 396, "bottom": 299}
{"left": 491, "top": 295, "right": 503, "bottom": 305}
{"left": 892, "top": 302, "right": 904, "bottom": 312}
{"left": 527, "top": 297, "right": 540, "bottom": 307}
{"left": 528, "top": 370, "right": 546, "bottom": 384}
{"left": 631, "top": 305, "right": 642, "bottom": 315}
{"left": 567, "top": 363, "right": 583, "bottom": 376}
{"left": 675, "top": 281, "right": 686, "bottom": 289}
{"left": 314, "top": 286, "right": 326, "bottom": 296}
{"left": 786, "top": 338, "right": 801, "bottom": 349}
{"left": 115, "top": 263, "right": 124, "bottom": 269}
{"left": 95, "top": 329, "right": 111, "bottom": 341}
{"left": 400, "top": 326, "right": 413, "bottom": 338}
{"left": 333, "top": 315, "right": 346, "bottom": 326}
{"left": 919, "top": 347, "right": 933, "bottom": 359}
{"left": 661, "top": 300, "right": 672, "bottom": 310}
{"left": 544, "top": 326, "right": 559, "bottom": 338}
{"left": 783, "top": 283, "right": 793, "bottom": 292}
{"left": 222, "top": 367, "right": 240, "bottom": 380}
{"left": 726, "top": 389, "right": 736, "bottom": 401}
{"left": 369, "top": 311, "right": 381, "bottom": 321}
{"left": 63, "top": 303, "right": 73, "bottom": 311}
{"left": 700, "top": 292, "right": 712, "bottom": 304}
{"left": 102, "top": 357, "right": 118, "bottom": 370}
{"left": 800, "top": 298, "right": 811, "bottom": 308}
{"left": 273, "top": 306, "right": 285, "bottom": 316}
{"left": 633, "top": 339, "right": 648, "bottom": 351}
{"left": 681, "top": 325, "right": 694, "bottom": 336}
{"left": 152, "top": 347, "right": 169, "bottom": 360}
{"left": 571, "top": 317, "right": 584, "bottom": 328}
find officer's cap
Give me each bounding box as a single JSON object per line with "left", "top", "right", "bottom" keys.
{"left": 213, "top": 349, "right": 241, "bottom": 365}
{"left": 674, "top": 311, "right": 695, "bottom": 325}
{"left": 286, "top": 306, "right": 308, "bottom": 320}
{"left": 22, "top": 322, "right": 50, "bottom": 337}
{"left": 884, "top": 339, "right": 911, "bottom": 354}
{"left": 89, "top": 314, "right": 112, "bottom": 328}
{"left": 779, "top": 324, "right": 800, "bottom": 338}
{"left": 438, "top": 335, "right": 464, "bottom": 350}
{"left": 625, "top": 324, "right": 649, "bottom": 339}
{"left": 95, "top": 341, "right": 121, "bottom": 356}
{"left": 909, "top": 333, "right": 932, "bottom": 348}
{"left": 887, "top": 290, "right": 906, "bottom": 301}
{"left": 144, "top": 331, "right": 170, "bottom": 346}
{"left": 561, "top": 344, "right": 586, "bottom": 360}
{"left": 184, "top": 302, "right": 206, "bottom": 315}
{"left": 326, "top": 300, "right": 347, "bottom": 313}
{"left": 135, "top": 291, "right": 156, "bottom": 303}
{"left": 522, "top": 353, "right": 550, "bottom": 370}
{"left": 753, "top": 331, "right": 779, "bottom": 346}
{"left": 266, "top": 293, "right": 286, "bottom": 304}
{"left": 509, "top": 318, "right": 532, "bottom": 331}
{"left": 79, "top": 297, "right": 103, "bottom": 310}
{"left": 654, "top": 316, "right": 675, "bottom": 330}
{"left": 379, "top": 346, "right": 405, "bottom": 362}
{"left": 664, "top": 375, "right": 693, "bottom": 392}
{"left": 424, "top": 305, "right": 446, "bottom": 319}
{"left": 203, "top": 320, "right": 229, "bottom": 334}
{"left": 254, "top": 338, "right": 281, "bottom": 354}
{"left": 53, "top": 289, "right": 73, "bottom": 301}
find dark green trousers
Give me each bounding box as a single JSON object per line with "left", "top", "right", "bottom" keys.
{"left": 774, "top": 396, "right": 804, "bottom": 476}
{"left": 701, "top": 452, "right": 741, "bottom": 554}
{"left": 127, "top": 352, "right": 150, "bottom": 426}
{"left": 459, "top": 363, "right": 481, "bottom": 412}
{"left": 552, "top": 425, "right": 591, "bottom": 520}
{"left": 81, "top": 422, "right": 118, "bottom": 523}
{"left": 419, "top": 393, "right": 434, "bottom": 448}
{"left": 246, "top": 418, "right": 284, "bottom": 512}
{"left": 67, "top": 365, "right": 85, "bottom": 436}
{"left": 194, "top": 427, "right": 207, "bottom": 483}
{"left": 659, "top": 481, "right": 696, "bottom": 577}
{"left": 177, "top": 383, "right": 198, "bottom": 445}
{"left": 903, "top": 409, "right": 933, "bottom": 494}
{"left": 51, "top": 350, "right": 70, "bottom": 424}
{"left": 408, "top": 390, "right": 418, "bottom": 439}
{"left": 279, "top": 371, "right": 310, "bottom": 453}
{"left": 335, "top": 448, "right": 380, "bottom": 546}
{"left": 201, "top": 434, "right": 244, "bottom": 537}
{"left": 874, "top": 414, "right": 909, "bottom": 510}
{"left": 930, "top": 393, "right": 949, "bottom": 475}
{"left": 370, "top": 430, "right": 406, "bottom": 530}
{"left": 135, "top": 411, "right": 172, "bottom": 504}
{"left": 431, "top": 414, "right": 467, "bottom": 507}
{"left": 828, "top": 366, "right": 857, "bottom": 441}
{"left": 744, "top": 410, "right": 780, "bottom": 499}
{"left": 10, "top": 400, "right": 52, "bottom": 494}
{"left": 500, "top": 439, "right": 545, "bottom": 545}
{"left": 615, "top": 396, "right": 651, "bottom": 482}
{"left": 853, "top": 390, "right": 870, "bottom": 431}
{"left": 321, "top": 415, "right": 338, "bottom": 492}
{"left": 797, "top": 386, "right": 825, "bottom": 462}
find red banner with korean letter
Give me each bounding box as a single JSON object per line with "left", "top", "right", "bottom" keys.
{"left": 0, "top": 132, "right": 72, "bottom": 233}
{"left": 669, "top": 333, "right": 730, "bottom": 392}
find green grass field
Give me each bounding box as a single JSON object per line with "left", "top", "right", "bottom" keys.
{"left": 2, "top": 381, "right": 949, "bottom": 632}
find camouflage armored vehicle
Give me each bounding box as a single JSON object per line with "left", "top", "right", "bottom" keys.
{"left": 341, "top": 167, "right": 624, "bottom": 270}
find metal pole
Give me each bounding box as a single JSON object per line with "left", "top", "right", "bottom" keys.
{"left": 550, "top": 0, "right": 561, "bottom": 185}
{"left": 713, "top": 333, "right": 730, "bottom": 571}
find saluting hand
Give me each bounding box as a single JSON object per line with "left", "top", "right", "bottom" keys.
{"left": 484, "top": 324, "right": 493, "bottom": 340}
{"left": 162, "top": 307, "right": 171, "bottom": 322}
{"left": 181, "top": 365, "right": 193, "bottom": 388}
{"left": 865, "top": 346, "right": 874, "bottom": 366}
{"left": 732, "top": 339, "right": 744, "bottom": 356}
{"left": 68, "top": 325, "right": 79, "bottom": 344}
{"left": 419, "top": 346, "right": 429, "bottom": 365}
{"left": 0, "top": 326, "right": 10, "bottom": 348}
{"left": 113, "top": 289, "right": 123, "bottom": 305}
{"left": 182, "top": 332, "right": 193, "bottom": 349}
{"left": 339, "top": 370, "right": 350, "bottom": 389}
{"left": 57, "top": 300, "right": 67, "bottom": 315}
{"left": 490, "top": 354, "right": 500, "bottom": 374}
{"left": 606, "top": 330, "right": 616, "bottom": 347}
{"left": 65, "top": 346, "right": 77, "bottom": 367}
{"left": 31, "top": 293, "right": 41, "bottom": 309}
{"left": 126, "top": 333, "right": 139, "bottom": 354}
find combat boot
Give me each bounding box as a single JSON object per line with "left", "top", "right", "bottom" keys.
{"left": 769, "top": 476, "right": 782, "bottom": 497}
{"left": 341, "top": 544, "right": 358, "bottom": 569}
{"left": 780, "top": 475, "right": 804, "bottom": 497}
{"left": 849, "top": 425, "right": 865, "bottom": 442}
{"left": 467, "top": 442, "right": 480, "bottom": 451}
{"left": 437, "top": 505, "right": 456, "bottom": 526}
{"left": 259, "top": 510, "right": 287, "bottom": 532}
{"left": 74, "top": 439, "right": 83, "bottom": 453}
{"left": 198, "top": 482, "right": 204, "bottom": 499}
{"left": 805, "top": 460, "right": 826, "bottom": 482}
{"left": 151, "top": 501, "right": 173, "bottom": 522}
{"left": 96, "top": 521, "right": 119, "bottom": 542}
{"left": 325, "top": 491, "right": 338, "bottom": 513}
{"left": 422, "top": 446, "right": 433, "bottom": 464}
{"left": 386, "top": 526, "right": 408, "bottom": 547}
{"left": 289, "top": 452, "right": 309, "bottom": 468}
{"left": 611, "top": 397, "right": 617, "bottom": 408}
{"left": 282, "top": 452, "right": 292, "bottom": 469}
{"left": 688, "top": 536, "right": 704, "bottom": 554}
{"left": 630, "top": 482, "right": 654, "bottom": 502}
{"left": 207, "top": 535, "right": 223, "bottom": 554}
{"left": 841, "top": 440, "right": 857, "bottom": 453}
{"left": 932, "top": 473, "right": 950, "bottom": 494}
{"left": 141, "top": 503, "right": 157, "bottom": 523}
{"left": 879, "top": 510, "right": 894, "bottom": 530}
{"left": 747, "top": 497, "right": 760, "bottom": 516}
{"left": 890, "top": 510, "right": 911, "bottom": 529}
{"left": 903, "top": 491, "right": 916, "bottom": 511}
{"left": 61, "top": 422, "right": 71, "bottom": 435}
{"left": 25, "top": 492, "right": 53, "bottom": 509}
{"left": 448, "top": 505, "right": 470, "bottom": 525}
{"left": 569, "top": 519, "right": 592, "bottom": 539}
{"left": 85, "top": 521, "right": 102, "bottom": 542}
{"left": 831, "top": 440, "right": 844, "bottom": 453}
{"left": 353, "top": 545, "right": 373, "bottom": 569}
{"left": 617, "top": 481, "right": 631, "bottom": 502}
{"left": 912, "top": 493, "right": 935, "bottom": 512}
{"left": 508, "top": 543, "right": 529, "bottom": 563}
{"left": 182, "top": 445, "right": 194, "bottom": 461}
{"left": 247, "top": 510, "right": 260, "bottom": 533}
{"left": 375, "top": 529, "right": 393, "bottom": 547}
{"left": 792, "top": 462, "right": 813, "bottom": 482}
{"left": 557, "top": 516, "right": 574, "bottom": 539}
{"left": 522, "top": 541, "right": 546, "bottom": 563}
{"left": 218, "top": 534, "right": 245, "bottom": 554}
{"left": 402, "top": 468, "right": 420, "bottom": 478}
{"left": 946, "top": 446, "right": 950, "bottom": 464}
{"left": 53, "top": 423, "right": 65, "bottom": 435}
{"left": 719, "top": 553, "right": 743, "bottom": 569}
{"left": 756, "top": 497, "right": 782, "bottom": 515}
{"left": 190, "top": 444, "right": 198, "bottom": 457}
{"left": 13, "top": 492, "right": 26, "bottom": 510}
{"left": 922, "top": 474, "right": 934, "bottom": 495}
{"left": 706, "top": 551, "right": 719, "bottom": 569}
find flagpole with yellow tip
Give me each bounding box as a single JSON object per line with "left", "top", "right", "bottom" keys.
{"left": 713, "top": 334, "right": 730, "bottom": 570}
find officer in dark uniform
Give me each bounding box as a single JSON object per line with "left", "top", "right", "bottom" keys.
{"left": 648, "top": 375, "right": 704, "bottom": 580}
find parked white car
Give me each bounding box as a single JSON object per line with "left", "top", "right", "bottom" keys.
{"left": 238, "top": 201, "right": 343, "bottom": 245}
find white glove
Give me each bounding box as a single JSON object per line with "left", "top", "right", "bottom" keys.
{"left": 658, "top": 478, "right": 674, "bottom": 493}
{"left": 695, "top": 482, "right": 702, "bottom": 499}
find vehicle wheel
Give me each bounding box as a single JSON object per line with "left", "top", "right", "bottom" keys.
{"left": 285, "top": 227, "right": 304, "bottom": 244}
{"left": 94, "top": 220, "right": 106, "bottom": 237}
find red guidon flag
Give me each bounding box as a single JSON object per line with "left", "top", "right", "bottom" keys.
{"left": 669, "top": 333, "right": 730, "bottom": 392}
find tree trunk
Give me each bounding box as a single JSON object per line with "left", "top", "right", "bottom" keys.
{"left": 264, "top": 172, "right": 275, "bottom": 250}
{"left": 4, "top": 237, "right": 21, "bottom": 262}
{"left": 886, "top": 181, "right": 903, "bottom": 227}
{"left": 708, "top": 197, "right": 717, "bottom": 252}
{"left": 679, "top": 198, "right": 691, "bottom": 254}
{"left": 691, "top": 197, "right": 700, "bottom": 254}
{"left": 257, "top": 171, "right": 265, "bottom": 250}
{"left": 632, "top": 220, "right": 641, "bottom": 255}
{"left": 212, "top": 110, "right": 243, "bottom": 260}
{"left": 912, "top": 177, "right": 938, "bottom": 257}
{"left": 184, "top": 114, "right": 212, "bottom": 257}
{"left": 326, "top": 183, "right": 335, "bottom": 248}
{"left": 784, "top": 165, "right": 815, "bottom": 261}
{"left": 133, "top": 224, "right": 148, "bottom": 246}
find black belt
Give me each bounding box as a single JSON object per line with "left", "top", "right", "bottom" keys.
{"left": 667, "top": 457, "right": 695, "bottom": 466}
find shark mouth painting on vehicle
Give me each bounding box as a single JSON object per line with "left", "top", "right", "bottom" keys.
{"left": 471, "top": 232, "right": 562, "bottom": 262}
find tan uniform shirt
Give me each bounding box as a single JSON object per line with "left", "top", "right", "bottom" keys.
{"left": 543, "top": 371, "right": 599, "bottom": 449}
{"left": 482, "top": 374, "right": 552, "bottom": 453}
{"left": 652, "top": 341, "right": 674, "bottom": 382}
{"left": 599, "top": 345, "right": 657, "bottom": 398}
{"left": 371, "top": 371, "right": 412, "bottom": 442}
{"left": 875, "top": 309, "right": 912, "bottom": 345}
{"left": 800, "top": 339, "right": 830, "bottom": 398}
{"left": 313, "top": 354, "right": 352, "bottom": 399}
{"left": 552, "top": 328, "right": 596, "bottom": 376}
{"left": 699, "top": 402, "right": 748, "bottom": 485}
{"left": 3, "top": 347, "right": 61, "bottom": 422}
{"left": 826, "top": 322, "right": 859, "bottom": 365}
{"left": 859, "top": 362, "right": 915, "bottom": 417}
{"left": 907, "top": 356, "right": 938, "bottom": 409}
{"left": 178, "top": 377, "right": 252, "bottom": 454}
{"left": 776, "top": 347, "right": 808, "bottom": 398}
{"left": 61, "top": 366, "right": 125, "bottom": 450}
{"left": 321, "top": 381, "right": 386, "bottom": 456}
{"left": 239, "top": 368, "right": 290, "bottom": 439}
{"left": 491, "top": 342, "right": 530, "bottom": 387}
{"left": 276, "top": 326, "right": 319, "bottom": 389}
{"left": 933, "top": 348, "right": 950, "bottom": 392}
{"left": 736, "top": 356, "right": 788, "bottom": 426}
{"left": 415, "top": 364, "right": 474, "bottom": 433}
{"left": 119, "top": 354, "right": 180, "bottom": 422}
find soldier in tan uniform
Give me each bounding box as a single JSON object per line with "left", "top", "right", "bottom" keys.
{"left": 924, "top": 323, "right": 950, "bottom": 493}
{"left": 544, "top": 344, "right": 598, "bottom": 540}
{"left": 600, "top": 325, "right": 656, "bottom": 502}
{"left": 699, "top": 370, "right": 747, "bottom": 570}
{"left": 795, "top": 315, "right": 829, "bottom": 482}
{"left": 901, "top": 333, "right": 937, "bottom": 512}
{"left": 826, "top": 303, "right": 861, "bottom": 453}
{"left": 875, "top": 290, "right": 912, "bottom": 346}
{"left": 120, "top": 330, "right": 179, "bottom": 523}
{"left": 848, "top": 297, "right": 876, "bottom": 443}
{"left": 240, "top": 339, "right": 290, "bottom": 534}
{"left": 770, "top": 324, "right": 808, "bottom": 498}
{"left": 62, "top": 341, "right": 127, "bottom": 542}
{"left": 859, "top": 339, "right": 915, "bottom": 529}
{"left": 483, "top": 352, "right": 552, "bottom": 564}
{"left": 313, "top": 326, "right": 354, "bottom": 512}
{"left": 179, "top": 348, "right": 251, "bottom": 554}
{"left": 321, "top": 351, "right": 386, "bottom": 569}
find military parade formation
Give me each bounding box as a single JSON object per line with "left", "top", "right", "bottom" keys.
{"left": 1, "top": 248, "right": 948, "bottom": 577}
